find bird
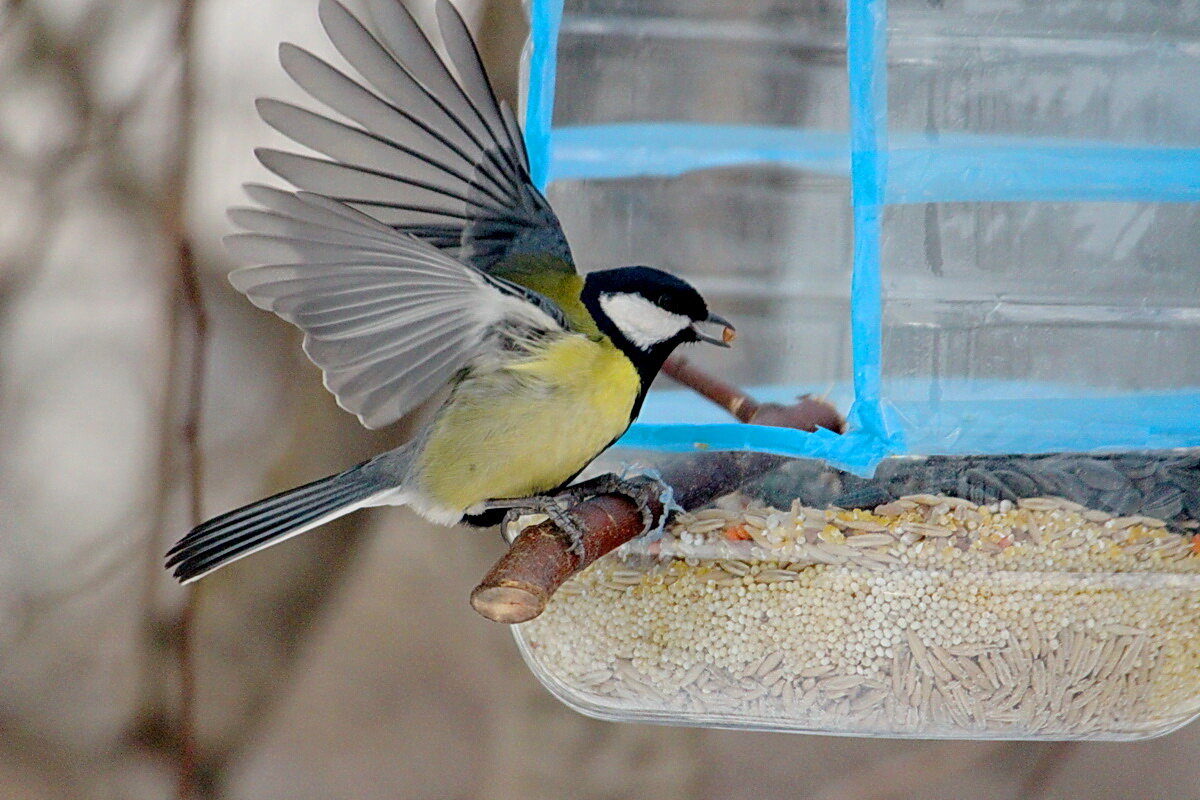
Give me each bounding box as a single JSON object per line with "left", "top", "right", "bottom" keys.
{"left": 165, "top": 0, "right": 735, "bottom": 583}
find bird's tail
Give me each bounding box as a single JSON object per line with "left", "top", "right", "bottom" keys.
{"left": 166, "top": 461, "right": 389, "bottom": 584}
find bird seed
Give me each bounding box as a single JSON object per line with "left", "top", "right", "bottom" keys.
{"left": 517, "top": 493, "right": 1200, "bottom": 739}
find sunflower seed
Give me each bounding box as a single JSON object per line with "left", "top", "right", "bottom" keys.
{"left": 1076, "top": 459, "right": 1129, "bottom": 491}
{"left": 1100, "top": 485, "right": 1144, "bottom": 516}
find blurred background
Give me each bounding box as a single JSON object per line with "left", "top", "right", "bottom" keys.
{"left": 1, "top": 0, "right": 1199, "bottom": 797}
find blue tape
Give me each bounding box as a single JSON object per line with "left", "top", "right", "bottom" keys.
{"left": 845, "top": 0, "right": 898, "bottom": 459}
{"left": 525, "top": 0, "right": 564, "bottom": 189}
{"left": 546, "top": 124, "right": 1200, "bottom": 203}
{"left": 885, "top": 136, "right": 1200, "bottom": 203}
{"left": 548, "top": 124, "right": 849, "bottom": 180}
{"left": 630, "top": 383, "right": 1200, "bottom": 466}
{"left": 619, "top": 423, "right": 892, "bottom": 476}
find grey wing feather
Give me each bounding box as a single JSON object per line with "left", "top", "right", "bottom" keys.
{"left": 430, "top": 0, "right": 524, "bottom": 169}
{"left": 258, "top": 0, "right": 573, "bottom": 274}
{"left": 226, "top": 191, "right": 566, "bottom": 429}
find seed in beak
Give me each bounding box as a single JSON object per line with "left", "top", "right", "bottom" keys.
{"left": 694, "top": 312, "right": 735, "bottom": 348}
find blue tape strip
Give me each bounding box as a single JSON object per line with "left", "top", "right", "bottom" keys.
{"left": 548, "top": 124, "right": 849, "bottom": 180}
{"left": 885, "top": 137, "right": 1200, "bottom": 203}
{"left": 893, "top": 388, "right": 1200, "bottom": 456}
{"left": 630, "top": 383, "right": 1200, "bottom": 465}
{"left": 546, "top": 124, "right": 1200, "bottom": 203}
{"left": 525, "top": 0, "right": 564, "bottom": 189}
{"left": 845, "top": 0, "right": 898, "bottom": 462}
{"left": 619, "top": 423, "right": 892, "bottom": 476}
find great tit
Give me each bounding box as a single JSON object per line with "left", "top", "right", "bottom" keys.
{"left": 166, "top": 0, "right": 734, "bottom": 583}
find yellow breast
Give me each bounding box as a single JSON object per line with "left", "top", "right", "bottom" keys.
{"left": 413, "top": 334, "right": 641, "bottom": 512}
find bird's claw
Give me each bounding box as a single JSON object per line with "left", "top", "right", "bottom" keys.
{"left": 546, "top": 505, "right": 590, "bottom": 557}
{"left": 484, "top": 473, "right": 666, "bottom": 555}
{"left": 494, "top": 496, "right": 588, "bottom": 555}
{"left": 560, "top": 473, "right": 665, "bottom": 535}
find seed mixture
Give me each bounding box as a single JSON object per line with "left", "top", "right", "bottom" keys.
{"left": 518, "top": 494, "right": 1200, "bottom": 738}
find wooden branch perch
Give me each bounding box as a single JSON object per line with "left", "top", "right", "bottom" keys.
{"left": 470, "top": 362, "right": 846, "bottom": 623}
{"left": 663, "top": 355, "right": 846, "bottom": 433}
{"left": 471, "top": 494, "right": 667, "bottom": 623}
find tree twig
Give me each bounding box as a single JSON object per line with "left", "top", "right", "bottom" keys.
{"left": 471, "top": 492, "right": 667, "bottom": 623}
{"left": 161, "top": 1, "right": 206, "bottom": 797}
{"left": 663, "top": 355, "right": 845, "bottom": 433}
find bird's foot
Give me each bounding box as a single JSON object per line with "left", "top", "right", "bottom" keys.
{"left": 478, "top": 495, "right": 589, "bottom": 555}
{"left": 558, "top": 473, "right": 666, "bottom": 538}
{"left": 477, "top": 474, "right": 666, "bottom": 556}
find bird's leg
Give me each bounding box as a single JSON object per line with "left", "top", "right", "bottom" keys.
{"left": 476, "top": 474, "right": 666, "bottom": 556}
{"left": 475, "top": 495, "right": 589, "bottom": 554}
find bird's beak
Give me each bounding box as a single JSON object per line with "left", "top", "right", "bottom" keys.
{"left": 692, "top": 312, "right": 736, "bottom": 348}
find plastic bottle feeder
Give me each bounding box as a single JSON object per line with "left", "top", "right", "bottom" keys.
{"left": 511, "top": 0, "right": 1200, "bottom": 739}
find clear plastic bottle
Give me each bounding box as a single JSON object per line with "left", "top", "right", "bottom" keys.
{"left": 516, "top": 0, "right": 1200, "bottom": 738}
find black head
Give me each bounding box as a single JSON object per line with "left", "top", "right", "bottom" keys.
{"left": 581, "top": 266, "right": 734, "bottom": 378}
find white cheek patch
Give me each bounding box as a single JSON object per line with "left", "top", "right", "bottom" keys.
{"left": 599, "top": 292, "right": 692, "bottom": 350}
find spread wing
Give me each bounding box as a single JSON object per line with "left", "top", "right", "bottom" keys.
{"left": 256, "top": 0, "right": 575, "bottom": 276}
{"left": 226, "top": 186, "right": 568, "bottom": 429}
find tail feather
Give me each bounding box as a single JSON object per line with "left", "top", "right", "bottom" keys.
{"left": 169, "top": 476, "right": 354, "bottom": 557}
{"left": 166, "top": 464, "right": 385, "bottom": 584}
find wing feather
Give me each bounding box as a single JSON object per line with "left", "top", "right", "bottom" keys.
{"left": 431, "top": 0, "right": 524, "bottom": 172}
{"left": 255, "top": 0, "right": 574, "bottom": 274}
{"left": 256, "top": 99, "right": 511, "bottom": 210}
{"left": 227, "top": 191, "right": 565, "bottom": 429}
{"left": 278, "top": 43, "right": 476, "bottom": 178}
